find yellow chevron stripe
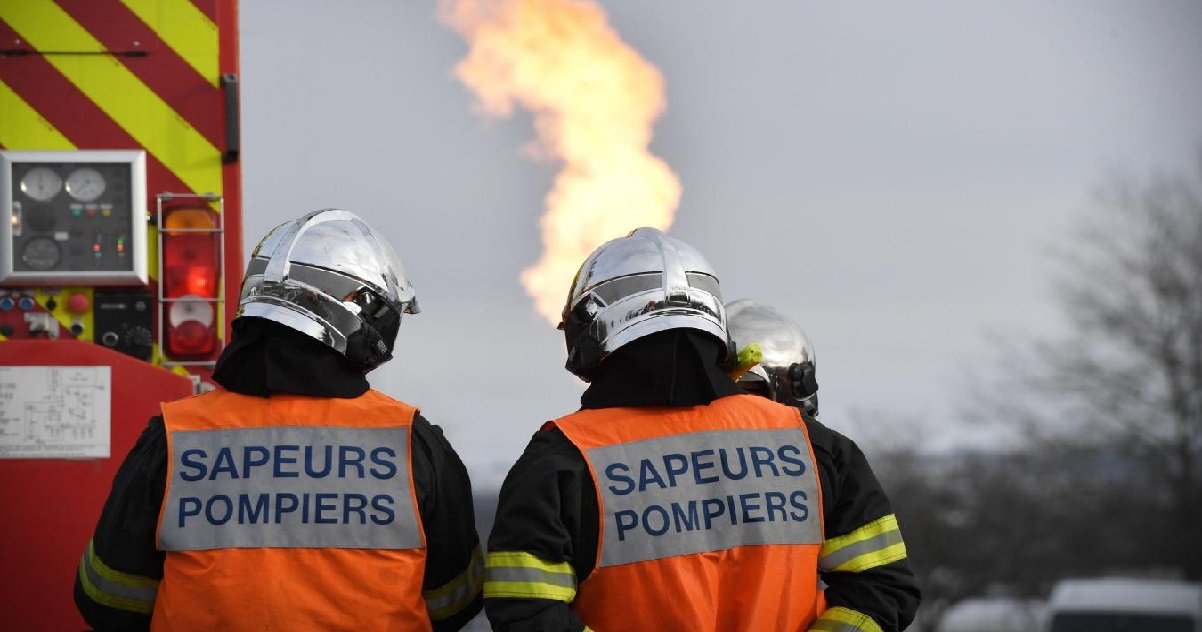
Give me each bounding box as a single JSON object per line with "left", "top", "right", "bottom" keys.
{"left": 120, "top": 0, "right": 219, "bottom": 86}
{"left": 0, "top": 80, "right": 75, "bottom": 149}
{"left": 0, "top": 1, "right": 222, "bottom": 198}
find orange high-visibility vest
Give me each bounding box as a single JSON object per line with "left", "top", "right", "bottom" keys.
{"left": 554, "top": 394, "right": 825, "bottom": 632}
{"left": 153, "top": 389, "right": 429, "bottom": 631}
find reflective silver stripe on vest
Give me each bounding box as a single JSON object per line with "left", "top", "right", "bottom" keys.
{"left": 159, "top": 426, "right": 421, "bottom": 551}
{"left": 588, "top": 428, "right": 821, "bottom": 567}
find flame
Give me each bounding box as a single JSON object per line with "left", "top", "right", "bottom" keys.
{"left": 440, "top": 0, "right": 682, "bottom": 325}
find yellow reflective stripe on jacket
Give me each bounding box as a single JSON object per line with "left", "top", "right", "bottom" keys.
{"left": 809, "top": 606, "right": 884, "bottom": 632}
{"left": 484, "top": 551, "right": 577, "bottom": 602}
{"left": 423, "top": 544, "right": 484, "bottom": 620}
{"left": 819, "top": 513, "right": 907, "bottom": 573}
{"left": 77, "top": 539, "right": 159, "bottom": 614}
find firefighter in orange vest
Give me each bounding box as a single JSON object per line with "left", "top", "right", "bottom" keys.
{"left": 74, "top": 209, "right": 483, "bottom": 631}
{"left": 483, "top": 227, "right": 920, "bottom": 631}
{"left": 726, "top": 298, "right": 920, "bottom": 629}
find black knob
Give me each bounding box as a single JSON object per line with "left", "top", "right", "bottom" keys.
{"left": 100, "top": 331, "right": 119, "bottom": 346}
{"left": 128, "top": 326, "right": 152, "bottom": 347}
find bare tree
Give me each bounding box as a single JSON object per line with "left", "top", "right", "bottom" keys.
{"left": 1021, "top": 154, "right": 1202, "bottom": 578}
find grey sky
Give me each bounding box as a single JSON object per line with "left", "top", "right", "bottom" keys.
{"left": 241, "top": 1, "right": 1202, "bottom": 487}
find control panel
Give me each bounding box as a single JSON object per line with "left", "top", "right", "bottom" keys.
{"left": 2, "top": 150, "right": 147, "bottom": 285}
{"left": 0, "top": 287, "right": 153, "bottom": 362}
{"left": 92, "top": 290, "right": 154, "bottom": 361}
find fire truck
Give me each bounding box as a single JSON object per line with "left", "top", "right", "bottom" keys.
{"left": 0, "top": 1, "right": 242, "bottom": 627}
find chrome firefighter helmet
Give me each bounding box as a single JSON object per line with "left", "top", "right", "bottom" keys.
{"left": 559, "top": 227, "right": 731, "bottom": 380}
{"left": 236, "top": 208, "right": 419, "bottom": 372}
{"left": 726, "top": 299, "right": 818, "bottom": 415}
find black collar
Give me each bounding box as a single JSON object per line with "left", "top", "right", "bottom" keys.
{"left": 212, "top": 317, "right": 370, "bottom": 398}
{"left": 580, "top": 330, "right": 742, "bottom": 409}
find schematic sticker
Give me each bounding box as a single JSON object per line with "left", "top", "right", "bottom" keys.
{"left": 0, "top": 366, "right": 111, "bottom": 459}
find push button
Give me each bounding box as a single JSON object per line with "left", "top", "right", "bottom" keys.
{"left": 67, "top": 293, "right": 90, "bottom": 314}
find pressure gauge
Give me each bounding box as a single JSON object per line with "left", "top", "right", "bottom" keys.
{"left": 21, "top": 236, "right": 62, "bottom": 270}
{"left": 66, "top": 167, "right": 107, "bottom": 202}
{"left": 2, "top": 149, "right": 148, "bottom": 284}
{"left": 20, "top": 167, "right": 62, "bottom": 202}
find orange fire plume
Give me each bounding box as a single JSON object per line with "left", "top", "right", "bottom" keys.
{"left": 440, "top": 0, "right": 682, "bottom": 325}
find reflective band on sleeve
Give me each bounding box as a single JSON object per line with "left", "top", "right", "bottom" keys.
{"left": 77, "top": 539, "right": 158, "bottom": 614}
{"left": 819, "top": 514, "right": 907, "bottom": 573}
{"left": 484, "top": 551, "right": 577, "bottom": 602}
{"left": 424, "top": 544, "right": 484, "bottom": 620}
{"left": 809, "top": 606, "right": 885, "bottom": 632}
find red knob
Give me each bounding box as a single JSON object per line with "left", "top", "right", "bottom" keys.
{"left": 67, "top": 293, "right": 90, "bottom": 314}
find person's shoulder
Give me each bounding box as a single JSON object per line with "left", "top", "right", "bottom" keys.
{"left": 363, "top": 388, "right": 414, "bottom": 407}
{"left": 799, "top": 411, "right": 864, "bottom": 459}
{"left": 510, "top": 423, "right": 586, "bottom": 471}
{"left": 162, "top": 388, "right": 229, "bottom": 409}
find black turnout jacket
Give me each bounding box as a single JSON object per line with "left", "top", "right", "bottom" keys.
{"left": 74, "top": 318, "right": 483, "bottom": 631}
{"left": 485, "top": 330, "right": 920, "bottom": 631}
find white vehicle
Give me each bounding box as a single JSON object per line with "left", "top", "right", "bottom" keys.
{"left": 1044, "top": 577, "right": 1202, "bottom": 632}
{"left": 936, "top": 596, "right": 1046, "bottom": 632}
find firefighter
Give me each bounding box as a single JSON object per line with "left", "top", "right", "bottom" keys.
{"left": 74, "top": 209, "right": 483, "bottom": 631}
{"left": 725, "top": 298, "right": 820, "bottom": 418}
{"left": 483, "top": 228, "right": 920, "bottom": 631}
{"left": 726, "top": 298, "right": 920, "bottom": 629}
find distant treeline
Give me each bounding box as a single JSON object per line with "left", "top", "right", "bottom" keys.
{"left": 874, "top": 443, "right": 1202, "bottom": 629}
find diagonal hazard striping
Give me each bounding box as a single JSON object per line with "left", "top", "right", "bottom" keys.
{"left": 0, "top": 0, "right": 222, "bottom": 198}
{"left": 55, "top": 0, "right": 223, "bottom": 149}
{"left": 118, "top": 0, "right": 218, "bottom": 88}
{"left": 0, "top": 81, "right": 74, "bottom": 150}
{"left": 189, "top": 0, "right": 218, "bottom": 25}
{"left": 0, "top": 19, "right": 198, "bottom": 198}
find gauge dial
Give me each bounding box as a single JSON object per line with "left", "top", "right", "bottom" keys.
{"left": 20, "top": 167, "right": 63, "bottom": 202}
{"left": 21, "top": 236, "right": 62, "bottom": 270}
{"left": 66, "top": 167, "right": 107, "bottom": 202}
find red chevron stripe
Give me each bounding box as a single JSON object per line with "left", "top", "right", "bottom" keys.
{"left": 0, "top": 20, "right": 198, "bottom": 197}
{"left": 193, "top": 0, "right": 217, "bottom": 24}
{"left": 53, "top": 0, "right": 223, "bottom": 151}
